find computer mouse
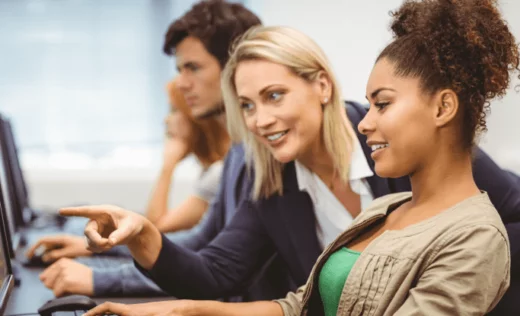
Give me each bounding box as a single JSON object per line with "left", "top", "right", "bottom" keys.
{"left": 19, "top": 254, "right": 50, "bottom": 267}
{"left": 38, "top": 295, "right": 97, "bottom": 316}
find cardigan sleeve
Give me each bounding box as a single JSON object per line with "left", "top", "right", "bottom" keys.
{"left": 274, "top": 284, "right": 307, "bottom": 316}
{"left": 394, "top": 224, "right": 510, "bottom": 316}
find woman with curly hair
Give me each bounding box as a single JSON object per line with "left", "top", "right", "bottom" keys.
{"left": 275, "top": 0, "right": 519, "bottom": 314}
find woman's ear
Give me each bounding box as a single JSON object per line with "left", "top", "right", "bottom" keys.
{"left": 315, "top": 71, "right": 333, "bottom": 104}
{"left": 434, "top": 89, "right": 459, "bottom": 127}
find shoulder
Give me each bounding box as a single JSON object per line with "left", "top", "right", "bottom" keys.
{"left": 356, "top": 192, "right": 413, "bottom": 221}
{"left": 226, "top": 143, "right": 246, "bottom": 163}
{"left": 450, "top": 194, "right": 505, "bottom": 228}
{"left": 440, "top": 193, "right": 508, "bottom": 244}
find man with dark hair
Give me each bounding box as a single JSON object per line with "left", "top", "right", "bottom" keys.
{"left": 164, "top": 0, "right": 261, "bottom": 119}
{"left": 34, "top": 0, "right": 263, "bottom": 299}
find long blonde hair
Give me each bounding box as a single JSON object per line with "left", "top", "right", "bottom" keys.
{"left": 222, "top": 26, "right": 357, "bottom": 199}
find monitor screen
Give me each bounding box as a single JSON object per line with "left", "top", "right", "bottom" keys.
{"left": 3, "top": 120, "right": 29, "bottom": 208}
{"left": 0, "top": 118, "right": 29, "bottom": 227}
{"left": 0, "top": 135, "right": 18, "bottom": 257}
{"left": 0, "top": 202, "right": 14, "bottom": 315}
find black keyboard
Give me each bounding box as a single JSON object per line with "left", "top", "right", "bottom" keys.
{"left": 52, "top": 311, "right": 88, "bottom": 316}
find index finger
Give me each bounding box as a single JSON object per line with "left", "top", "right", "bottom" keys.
{"left": 59, "top": 206, "right": 109, "bottom": 218}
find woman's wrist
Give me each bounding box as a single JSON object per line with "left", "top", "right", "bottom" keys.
{"left": 161, "top": 159, "right": 179, "bottom": 174}
{"left": 128, "top": 217, "right": 163, "bottom": 269}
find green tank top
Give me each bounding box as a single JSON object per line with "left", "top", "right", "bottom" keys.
{"left": 318, "top": 247, "right": 361, "bottom": 316}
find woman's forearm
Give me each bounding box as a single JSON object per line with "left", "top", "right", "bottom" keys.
{"left": 127, "top": 219, "right": 163, "bottom": 270}
{"left": 186, "top": 300, "right": 284, "bottom": 316}
{"left": 145, "top": 164, "right": 177, "bottom": 224}
{"left": 155, "top": 196, "right": 208, "bottom": 233}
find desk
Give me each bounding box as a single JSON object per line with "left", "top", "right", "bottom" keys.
{"left": 6, "top": 262, "right": 175, "bottom": 315}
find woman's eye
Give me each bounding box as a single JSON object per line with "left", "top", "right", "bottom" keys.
{"left": 375, "top": 102, "right": 390, "bottom": 111}
{"left": 268, "top": 91, "right": 283, "bottom": 101}
{"left": 241, "top": 102, "right": 254, "bottom": 111}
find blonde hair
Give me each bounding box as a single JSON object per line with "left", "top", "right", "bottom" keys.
{"left": 222, "top": 26, "right": 357, "bottom": 199}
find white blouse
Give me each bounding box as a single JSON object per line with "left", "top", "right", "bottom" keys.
{"left": 295, "top": 140, "right": 374, "bottom": 249}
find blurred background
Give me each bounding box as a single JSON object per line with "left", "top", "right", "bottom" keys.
{"left": 0, "top": 0, "right": 519, "bottom": 212}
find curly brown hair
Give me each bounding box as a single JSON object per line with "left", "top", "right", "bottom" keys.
{"left": 163, "top": 0, "right": 261, "bottom": 68}
{"left": 378, "top": 0, "right": 520, "bottom": 148}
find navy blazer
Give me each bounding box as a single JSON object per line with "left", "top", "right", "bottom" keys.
{"left": 139, "top": 101, "right": 520, "bottom": 313}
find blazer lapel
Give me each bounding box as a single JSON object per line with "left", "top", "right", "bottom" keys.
{"left": 277, "top": 163, "right": 323, "bottom": 279}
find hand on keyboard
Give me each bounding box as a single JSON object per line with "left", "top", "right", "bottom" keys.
{"left": 40, "top": 258, "right": 94, "bottom": 297}
{"left": 26, "top": 235, "right": 92, "bottom": 263}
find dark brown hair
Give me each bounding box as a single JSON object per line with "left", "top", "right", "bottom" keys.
{"left": 378, "top": 0, "right": 520, "bottom": 148}
{"left": 167, "top": 79, "right": 230, "bottom": 168}
{"left": 163, "top": 0, "right": 261, "bottom": 68}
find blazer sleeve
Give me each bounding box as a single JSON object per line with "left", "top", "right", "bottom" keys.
{"left": 471, "top": 147, "right": 520, "bottom": 262}
{"left": 394, "top": 224, "right": 510, "bottom": 316}
{"left": 134, "top": 198, "right": 277, "bottom": 299}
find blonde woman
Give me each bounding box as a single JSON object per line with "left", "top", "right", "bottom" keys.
{"left": 68, "top": 9, "right": 519, "bottom": 315}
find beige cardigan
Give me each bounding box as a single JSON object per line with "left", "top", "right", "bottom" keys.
{"left": 276, "top": 192, "right": 510, "bottom": 316}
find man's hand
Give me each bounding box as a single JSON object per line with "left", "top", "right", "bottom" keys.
{"left": 39, "top": 258, "right": 94, "bottom": 297}
{"left": 25, "top": 235, "right": 92, "bottom": 263}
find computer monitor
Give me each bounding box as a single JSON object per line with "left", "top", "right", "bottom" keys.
{"left": 0, "top": 197, "right": 15, "bottom": 315}
{"left": 0, "top": 118, "right": 30, "bottom": 223}
{"left": 0, "top": 116, "right": 27, "bottom": 229}
{"left": 0, "top": 122, "right": 19, "bottom": 256}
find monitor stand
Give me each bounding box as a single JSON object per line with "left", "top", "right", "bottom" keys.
{"left": 11, "top": 262, "right": 21, "bottom": 286}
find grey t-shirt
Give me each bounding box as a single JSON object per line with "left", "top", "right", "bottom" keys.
{"left": 193, "top": 161, "right": 224, "bottom": 203}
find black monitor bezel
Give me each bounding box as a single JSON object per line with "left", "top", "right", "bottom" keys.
{"left": 0, "top": 117, "right": 26, "bottom": 230}
{"left": 0, "top": 195, "right": 14, "bottom": 315}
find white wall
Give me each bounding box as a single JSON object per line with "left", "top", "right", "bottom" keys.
{"left": 23, "top": 151, "right": 201, "bottom": 213}
{"left": 23, "top": 0, "right": 520, "bottom": 211}
{"left": 248, "top": 0, "right": 520, "bottom": 172}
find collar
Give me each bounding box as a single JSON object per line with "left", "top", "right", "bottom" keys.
{"left": 295, "top": 138, "right": 374, "bottom": 192}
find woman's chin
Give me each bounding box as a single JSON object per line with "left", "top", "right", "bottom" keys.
{"left": 374, "top": 163, "right": 404, "bottom": 179}
{"left": 271, "top": 149, "right": 297, "bottom": 164}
